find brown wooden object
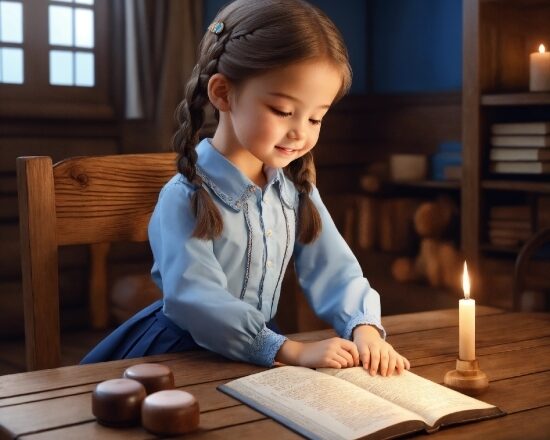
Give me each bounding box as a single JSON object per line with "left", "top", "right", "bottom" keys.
{"left": 92, "top": 378, "right": 146, "bottom": 427}
{"left": 123, "top": 363, "right": 175, "bottom": 394}
{"left": 444, "top": 358, "right": 489, "bottom": 396}
{"left": 141, "top": 389, "right": 200, "bottom": 435}
{"left": 17, "top": 153, "right": 176, "bottom": 370}
{"left": 462, "top": 0, "right": 550, "bottom": 303}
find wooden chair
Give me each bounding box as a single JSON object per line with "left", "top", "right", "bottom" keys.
{"left": 17, "top": 153, "right": 176, "bottom": 370}
{"left": 513, "top": 227, "right": 550, "bottom": 311}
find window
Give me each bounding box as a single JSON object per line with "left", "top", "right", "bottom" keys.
{"left": 0, "top": 0, "right": 24, "bottom": 84}
{"left": 0, "top": 0, "right": 114, "bottom": 119}
{"left": 49, "top": 0, "right": 95, "bottom": 87}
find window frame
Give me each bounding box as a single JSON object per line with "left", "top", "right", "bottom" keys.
{"left": 0, "top": 0, "right": 115, "bottom": 119}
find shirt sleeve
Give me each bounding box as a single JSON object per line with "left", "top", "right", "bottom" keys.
{"left": 148, "top": 181, "right": 286, "bottom": 366}
{"left": 293, "top": 186, "right": 386, "bottom": 340}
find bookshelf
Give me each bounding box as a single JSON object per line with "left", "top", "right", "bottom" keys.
{"left": 462, "top": 0, "right": 550, "bottom": 305}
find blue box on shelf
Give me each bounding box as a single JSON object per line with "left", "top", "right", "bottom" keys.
{"left": 431, "top": 141, "right": 462, "bottom": 180}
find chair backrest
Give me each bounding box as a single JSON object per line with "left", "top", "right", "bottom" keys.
{"left": 513, "top": 227, "right": 550, "bottom": 311}
{"left": 17, "top": 153, "right": 177, "bottom": 370}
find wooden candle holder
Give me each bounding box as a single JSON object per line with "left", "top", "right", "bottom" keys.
{"left": 444, "top": 359, "right": 488, "bottom": 396}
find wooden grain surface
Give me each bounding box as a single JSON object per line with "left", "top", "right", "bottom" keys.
{"left": 0, "top": 307, "right": 549, "bottom": 440}
{"left": 17, "top": 157, "right": 61, "bottom": 370}
{"left": 53, "top": 153, "right": 177, "bottom": 245}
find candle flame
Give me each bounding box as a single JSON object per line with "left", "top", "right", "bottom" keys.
{"left": 463, "top": 261, "right": 470, "bottom": 299}
{"left": 539, "top": 44, "right": 546, "bottom": 54}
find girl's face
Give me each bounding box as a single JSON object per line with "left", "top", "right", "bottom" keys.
{"left": 221, "top": 58, "right": 343, "bottom": 173}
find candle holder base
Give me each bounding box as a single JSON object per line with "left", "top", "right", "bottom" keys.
{"left": 444, "top": 359, "right": 488, "bottom": 396}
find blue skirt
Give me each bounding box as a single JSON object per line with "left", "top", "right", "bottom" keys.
{"left": 80, "top": 300, "right": 200, "bottom": 364}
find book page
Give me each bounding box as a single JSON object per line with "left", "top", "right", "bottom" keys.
{"left": 319, "top": 368, "right": 496, "bottom": 427}
{"left": 220, "top": 366, "right": 425, "bottom": 440}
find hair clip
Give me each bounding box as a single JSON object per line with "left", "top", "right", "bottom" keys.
{"left": 208, "top": 21, "right": 225, "bottom": 35}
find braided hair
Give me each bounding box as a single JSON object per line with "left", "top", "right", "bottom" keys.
{"left": 172, "top": 0, "right": 352, "bottom": 242}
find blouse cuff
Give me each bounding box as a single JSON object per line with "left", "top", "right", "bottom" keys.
{"left": 249, "top": 326, "right": 288, "bottom": 367}
{"left": 343, "top": 311, "right": 386, "bottom": 341}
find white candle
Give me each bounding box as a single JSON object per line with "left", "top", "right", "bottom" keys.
{"left": 459, "top": 262, "right": 475, "bottom": 361}
{"left": 530, "top": 44, "right": 550, "bottom": 92}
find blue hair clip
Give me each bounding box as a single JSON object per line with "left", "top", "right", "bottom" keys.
{"left": 208, "top": 21, "right": 225, "bottom": 35}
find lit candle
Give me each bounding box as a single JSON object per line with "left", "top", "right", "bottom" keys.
{"left": 459, "top": 262, "right": 475, "bottom": 361}
{"left": 530, "top": 44, "right": 550, "bottom": 92}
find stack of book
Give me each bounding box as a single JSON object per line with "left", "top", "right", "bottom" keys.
{"left": 488, "top": 204, "right": 531, "bottom": 248}
{"left": 489, "top": 122, "right": 550, "bottom": 174}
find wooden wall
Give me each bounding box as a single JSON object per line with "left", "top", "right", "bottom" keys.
{"left": 315, "top": 93, "right": 462, "bottom": 194}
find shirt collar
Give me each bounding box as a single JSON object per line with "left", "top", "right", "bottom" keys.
{"left": 195, "top": 138, "right": 295, "bottom": 212}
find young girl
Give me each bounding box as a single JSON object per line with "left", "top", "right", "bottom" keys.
{"left": 82, "top": 0, "right": 410, "bottom": 377}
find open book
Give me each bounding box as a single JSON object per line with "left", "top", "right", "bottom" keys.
{"left": 218, "top": 366, "right": 505, "bottom": 440}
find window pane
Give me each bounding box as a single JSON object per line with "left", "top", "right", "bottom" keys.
{"left": 1, "top": 47, "right": 23, "bottom": 83}
{"left": 54, "top": 0, "right": 73, "bottom": 3}
{"left": 75, "top": 0, "right": 94, "bottom": 4}
{"left": 49, "top": 5, "right": 73, "bottom": 46}
{"left": 50, "top": 50, "right": 73, "bottom": 85}
{"left": 75, "top": 51, "right": 93, "bottom": 86}
{"left": 0, "top": 1, "right": 23, "bottom": 43}
{"left": 75, "top": 8, "right": 93, "bottom": 48}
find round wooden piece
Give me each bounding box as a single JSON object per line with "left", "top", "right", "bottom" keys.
{"left": 123, "top": 363, "right": 175, "bottom": 394}
{"left": 92, "top": 378, "right": 146, "bottom": 427}
{"left": 142, "top": 390, "right": 200, "bottom": 435}
{"left": 443, "top": 359, "right": 489, "bottom": 396}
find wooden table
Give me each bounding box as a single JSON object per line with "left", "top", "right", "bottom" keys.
{"left": 1, "top": 306, "right": 549, "bottom": 439}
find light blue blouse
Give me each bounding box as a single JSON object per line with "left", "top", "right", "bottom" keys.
{"left": 148, "top": 138, "right": 385, "bottom": 367}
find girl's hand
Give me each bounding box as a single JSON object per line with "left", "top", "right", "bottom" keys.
{"left": 352, "top": 324, "right": 410, "bottom": 377}
{"left": 275, "top": 337, "right": 360, "bottom": 369}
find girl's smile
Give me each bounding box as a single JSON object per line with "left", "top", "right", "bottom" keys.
{"left": 274, "top": 145, "right": 303, "bottom": 155}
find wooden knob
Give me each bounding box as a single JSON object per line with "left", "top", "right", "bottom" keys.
{"left": 92, "top": 378, "right": 146, "bottom": 427}
{"left": 123, "top": 363, "right": 175, "bottom": 394}
{"left": 142, "top": 390, "right": 200, "bottom": 435}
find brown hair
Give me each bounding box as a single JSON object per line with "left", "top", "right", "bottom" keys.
{"left": 173, "top": 0, "right": 352, "bottom": 243}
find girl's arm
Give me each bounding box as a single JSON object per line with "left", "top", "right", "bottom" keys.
{"left": 293, "top": 186, "right": 409, "bottom": 374}
{"left": 293, "top": 186, "right": 385, "bottom": 341}
{"left": 149, "top": 180, "right": 286, "bottom": 367}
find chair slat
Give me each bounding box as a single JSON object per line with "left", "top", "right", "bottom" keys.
{"left": 53, "top": 153, "right": 177, "bottom": 245}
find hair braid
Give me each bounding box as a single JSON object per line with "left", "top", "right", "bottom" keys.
{"left": 286, "top": 152, "right": 322, "bottom": 243}
{"left": 171, "top": 0, "right": 352, "bottom": 241}
{"left": 172, "top": 32, "right": 232, "bottom": 239}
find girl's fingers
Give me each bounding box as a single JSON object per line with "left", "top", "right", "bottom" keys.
{"left": 337, "top": 349, "right": 355, "bottom": 368}
{"left": 349, "top": 343, "right": 360, "bottom": 367}
{"left": 369, "top": 348, "right": 380, "bottom": 376}
{"left": 361, "top": 350, "right": 371, "bottom": 370}
{"left": 380, "top": 349, "right": 390, "bottom": 376}
{"left": 339, "top": 339, "right": 360, "bottom": 366}
{"left": 403, "top": 356, "right": 411, "bottom": 370}
{"left": 395, "top": 355, "right": 405, "bottom": 374}
{"left": 387, "top": 352, "right": 397, "bottom": 377}
{"left": 333, "top": 353, "right": 349, "bottom": 368}
{"left": 326, "top": 359, "right": 342, "bottom": 369}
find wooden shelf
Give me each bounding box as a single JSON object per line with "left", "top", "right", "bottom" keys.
{"left": 361, "top": 178, "right": 461, "bottom": 196}
{"left": 479, "top": 243, "right": 521, "bottom": 255}
{"left": 481, "top": 93, "right": 550, "bottom": 106}
{"left": 393, "top": 180, "right": 461, "bottom": 190}
{"left": 482, "top": 180, "right": 550, "bottom": 194}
